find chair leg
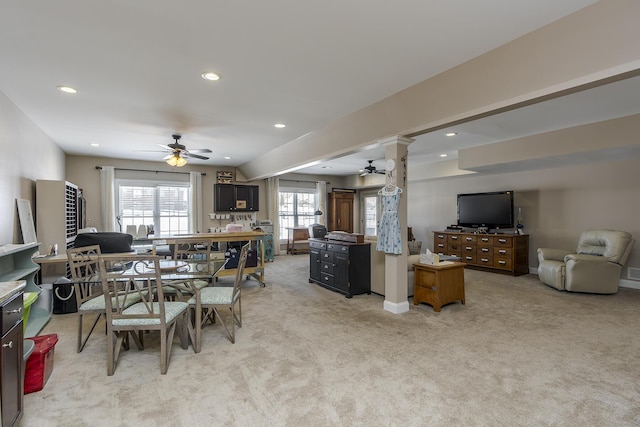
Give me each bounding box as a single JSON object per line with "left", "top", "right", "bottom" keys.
{"left": 77, "top": 313, "right": 103, "bottom": 353}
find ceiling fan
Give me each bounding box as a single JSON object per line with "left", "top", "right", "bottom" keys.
{"left": 359, "top": 160, "right": 385, "bottom": 176}
{"left": 140, "top": 134, "right": 212, "bottom": 167}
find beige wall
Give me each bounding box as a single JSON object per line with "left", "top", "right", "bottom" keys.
{"left": 406, "top": 157, "right": 640, "bottom": 278}
{"left": 0, "top": 91, "right": 65, "bottom": 245}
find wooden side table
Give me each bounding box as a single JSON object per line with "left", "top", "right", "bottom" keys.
{"left": 413, "top": 262, "right": 465, "bottom": 312}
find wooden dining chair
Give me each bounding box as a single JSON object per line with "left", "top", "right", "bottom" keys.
{"left": 98, "top": 254, "right": 190, "bottom": 375}
{"left": 188, "top": 242, "right": 249, "bottom": 346}
{"left": 66, "top": 245, "right": 107, "bottom": 352}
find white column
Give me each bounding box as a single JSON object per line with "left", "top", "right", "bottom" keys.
{"left": 378, "top": 136, "right": 413, "bottom": 314}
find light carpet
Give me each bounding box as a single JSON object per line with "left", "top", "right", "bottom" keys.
{"left": 22, "top": 254, "right": 640, "bottom": 426}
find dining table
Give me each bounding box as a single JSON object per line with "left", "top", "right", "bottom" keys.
{"left": 74, "top": 255, "right": 228, "bottom": 354}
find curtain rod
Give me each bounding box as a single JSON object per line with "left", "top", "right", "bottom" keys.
{"left": 95, "top": 166, "right": 206, "bottom": 176}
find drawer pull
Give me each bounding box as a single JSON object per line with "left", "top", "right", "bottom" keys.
{"left": 438, "top": 243, "right": 444, "bottom": 248}
{"left": 498, "top": 250, "right": 507, "bottom": 254}
{"left": 451, "top": 236, "right": 458, "bottom": 240}
{"left": 481, "top": 258, "right": 489, "bottom": 263}
{"left": 465, "top": 246, "right": 472, "bottom": 250}
{"left": 498, "top": 260, "right": 507, "bottom": 265}
{"left": 481, "top": 248, "right": 489, "bottom": 253}
{"left": 481, "top": 238, "right": 489, "bottom": 242}
{"left": 465, "top": 237, "right": 473, "bottom": 241}
{"left": 465, "top": 256, "right": 473, "bottom": 260}
{"left": 6, "top": 307, "right": 22, "bottom": 314}
{"left": 2, "top": 341, "right": 13, "bottom": 349}
{"left": 498, "top": 239, "right": 507, "bottom": 243}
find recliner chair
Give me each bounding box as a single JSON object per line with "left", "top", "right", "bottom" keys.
{"left": 537, "top": 229, "right": 634, "bottom": 294}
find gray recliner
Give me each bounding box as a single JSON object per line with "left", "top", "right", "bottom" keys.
{"left": 537, "top": 229, "right": 634, "bottom": 294}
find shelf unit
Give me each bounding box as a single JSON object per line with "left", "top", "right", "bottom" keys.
{"left": 0, "top": 243, "right": 46, "bottom": 337}
{"left": 36, "top": 180, "right": 80, "bottom": 256}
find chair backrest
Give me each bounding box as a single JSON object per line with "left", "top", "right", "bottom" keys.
{"left": 67, "top": 245, "right": 103, "bottom": 309}
{"left": 232, "top": 243, "right": 250, "bottom": 299}
{"left": 98, "top": 254, "right": 166, "bottom": 325}
{"left": 576, "top": 229, "right": 634, "bottom": 264}
{"left": 172, "top": 239, "right": 213, "bottom": 274}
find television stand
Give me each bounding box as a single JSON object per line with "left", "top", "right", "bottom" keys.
{"left": 433, "top": 231, "right": 529, "bottom": 276}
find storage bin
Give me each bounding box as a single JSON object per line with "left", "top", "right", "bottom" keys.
{"left": 22, "top": 292, "right": 39, "bottom": 334}
{"left": 24, "top": 334, "right": 59, "bottom": 394}
{"left": 225, "top": 248, "right": 257, "bottom": 269}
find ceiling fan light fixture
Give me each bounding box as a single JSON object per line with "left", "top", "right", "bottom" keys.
{"left": 166, "top": 153, "right": 187, "bottom": 167}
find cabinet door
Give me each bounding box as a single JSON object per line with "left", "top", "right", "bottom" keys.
{"left": 309, "top": 247, "right": 321, "bottom": 281}
{"left": 1, "top": 322, "right": 23, "bottom": 427}
{"left": 215, "top": 184, "right": 235, "bottom": 211}
{"left": 233, "top": 185, "right": 260, "bottom": 211}
{"left": 333, "top": 252, "right": 350, "bottom": 291}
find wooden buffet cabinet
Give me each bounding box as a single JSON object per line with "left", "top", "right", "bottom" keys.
{"left": 433, "top": 231, "right": 529, "bottom": 276}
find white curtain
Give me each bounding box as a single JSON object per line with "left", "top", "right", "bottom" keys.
{"left": 99, "top": 166, "right": 116, "bottom": 232}
{"left": 266, "top": 176, "right": 280, "bottom": 245}
{"left": 316, "top": 180, "right": 327, "bottom": 226}
{"left": 189, "top": 171, "right": 203, "bottom": 233}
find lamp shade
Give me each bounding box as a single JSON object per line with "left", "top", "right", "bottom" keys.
{"left": 314, "top": 209, "right": 323, "bottom": 216}
{"left": 166, "top": 154, "right": 187, "bottom": 167}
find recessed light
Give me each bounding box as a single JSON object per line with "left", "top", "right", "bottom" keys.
{"left": 440, "top": 154, "right": 448, "bottom": 157}
{"left": 224, "top": 156, "right": 231, "bottom": 160}
{"left": 201, "top": 72, "right": 220, "bottom": 81}
{"left": 445, "top": 132, "right": 457, "bottom": 137}
{"left": 274, "top": 123, "right": 286, "bottom": 128}
{"left": 90, "top": 143, "right": 100, "bottom": 147}
{"left": 57, "top": 85, "right": 77, "bottom": 94}
{"left": 321, "top": 166, "right": 331, "bottom": 169}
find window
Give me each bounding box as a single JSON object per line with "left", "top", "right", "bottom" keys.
{"left": 362, "top": 194, "right": 379, "bottom": 236}
{"left": 278, "top": 190, "right": 316, "bottom": 239}
{"left": 117, "top": 180, "right": 190, "bottom": 236}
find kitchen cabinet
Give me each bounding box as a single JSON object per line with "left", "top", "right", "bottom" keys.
{"left": 0, "top": 282, "right": 26, "bottom": 427}
{"left": 214, "top": 184, "right": 259, "bottom": 212}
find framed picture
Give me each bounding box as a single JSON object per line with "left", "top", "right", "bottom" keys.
{"left": 236, "top": 200, "right": 247, "bottom": 209}
{"left": 217, "top": 170, "right": 234, "bottom": 184}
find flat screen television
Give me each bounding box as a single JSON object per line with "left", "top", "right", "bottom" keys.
{"left": 457, "top": 191, "right": 514, "bottom": 230}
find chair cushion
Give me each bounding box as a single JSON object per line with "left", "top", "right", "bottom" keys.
{"left": 79, "top": 293, "right": 142, "bottom": 311}
{"left": 188, "top": 287, "right": 233, "bottom": 305}
{"left": 113, "top": 301, "right": 188, "bottom": 326}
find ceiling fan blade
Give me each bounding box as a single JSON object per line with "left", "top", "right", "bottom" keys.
{"left": 187, "top": 148, "right": 212, "bottom": 153}
{"left": 184, "top": 152, "right": 209, "bottom": 160}
{"left": 375, "top": 170, "right": 386, "bottom": 174}
{"left": 162, "top": 153, "right": 175, "bottom": 160}
{"left": 360, "top": 171, "right": 369, "bottom": 176}
{"left": 157, "top": 144, "right": 174, "bottom": 150}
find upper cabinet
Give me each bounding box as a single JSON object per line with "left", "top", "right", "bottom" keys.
{"left": 214, "top": 184, "right": 259, "bottom": 212}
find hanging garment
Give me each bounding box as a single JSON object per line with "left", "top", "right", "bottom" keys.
{"left": 376, "top": 190, "right": 403, "bottom": 254}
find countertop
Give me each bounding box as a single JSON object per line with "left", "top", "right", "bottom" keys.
{"left": 0, "top": 280, "right": 26, "bottom": 304}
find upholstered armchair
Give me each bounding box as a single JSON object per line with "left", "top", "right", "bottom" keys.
{"left": 537, "top": 229, "right": 634, "bottom": 294}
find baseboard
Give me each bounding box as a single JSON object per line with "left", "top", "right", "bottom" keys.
{"left": 620, "top": 279, "right": 640, "bottom": 290}
{"left": 530, "top": 267, "right": 640, "bottom": 290}
{"left": 383, "top": 300, "right": 409, "bottom": 314}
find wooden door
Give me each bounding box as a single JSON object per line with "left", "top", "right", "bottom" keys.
{"left": 328, "top": 192, "right": 354, "bottom": 232}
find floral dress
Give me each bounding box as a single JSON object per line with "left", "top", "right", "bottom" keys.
{"left": 376, "top": 191, "right": 402, "bottom": 254}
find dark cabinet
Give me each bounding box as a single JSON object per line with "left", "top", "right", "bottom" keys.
{"left": 1, "top": 291, "right": 24, "bottom": 427}
{"left": 234, "top": 185, "right": 259, "bottom": 211}
{"left": 308, "top": 238, "right": 370, "bottom": 298}
{"left": 215, "top": 184, "right": 259, "bottom": 212}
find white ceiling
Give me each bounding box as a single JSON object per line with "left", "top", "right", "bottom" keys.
{"left": 2, "top": 0, "right": 618, "bottom": 176}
